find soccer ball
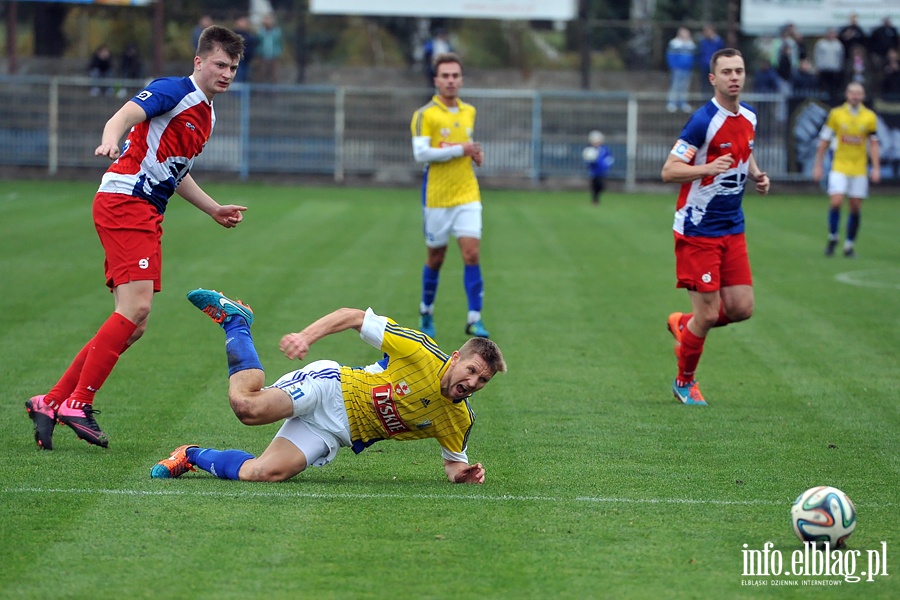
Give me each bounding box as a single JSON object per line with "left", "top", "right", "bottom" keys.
{"left": 791, "top": 486, "right": 857, "bottom": 547}
{"left": 582, "top": 146, "right": 599, "bottom": 162}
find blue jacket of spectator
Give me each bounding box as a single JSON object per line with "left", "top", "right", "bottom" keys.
{"left": 667, "top": 38, "right": 696, "bottom": 72}
{"left": 586, "top": 146, "right": 615, "bottom": 178}
{"left": 697, "top": 36, "right": 725, "bottom": 72}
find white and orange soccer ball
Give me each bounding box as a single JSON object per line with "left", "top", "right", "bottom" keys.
{"left": 791, "top": 486, "right": 857, "bottom": 547}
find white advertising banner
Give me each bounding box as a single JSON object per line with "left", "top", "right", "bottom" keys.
{"left": 741, "top": 0, "right": 898, "bottom": 35}
{"left": 310, "top": 0, "right": 578, "bottom": 20}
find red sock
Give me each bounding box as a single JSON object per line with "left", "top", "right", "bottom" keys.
{"left": 679, "top": 313, "right": 692, "bottom": 332}
{"left": 714, "top": 304, "right": 732, "bottom": 328}
{"left": 677, "top": 327, "right": 705, "bottom": 386}
{"left": 44, "top": 342, "right": 92, "bottom": 410}
{"left": 66, "top": 313, "right": 137, "bottom": 409}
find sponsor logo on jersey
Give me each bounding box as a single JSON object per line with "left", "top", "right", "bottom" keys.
{"left": 371, "top": 384, "right": 410, "bottom": 435}
{"left": 136, "top": 90, "right": 153, "bottom": 101}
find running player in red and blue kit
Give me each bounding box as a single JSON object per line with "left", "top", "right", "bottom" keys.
{"left": 25, "top": 26, "right": 248, "bottom": 450}
{"left": 661, "top": 48, "right": 771, "bottom": 406}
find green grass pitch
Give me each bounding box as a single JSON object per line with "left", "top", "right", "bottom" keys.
{"left": 1, "top": 180, "right": 897, "bottom": 598}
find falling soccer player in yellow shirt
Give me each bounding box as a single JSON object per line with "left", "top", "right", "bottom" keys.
{"left": 150, "top": 289, "right": 506, "bottom": 485}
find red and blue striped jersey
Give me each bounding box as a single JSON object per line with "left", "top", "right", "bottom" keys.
{"left": 98, "top": 75, "right": 215, "bottom": 214}
{"left": 669, "top": 98, "right": 757, "bottom": 237}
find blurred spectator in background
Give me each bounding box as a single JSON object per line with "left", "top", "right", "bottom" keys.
{"left": 838, "top": 13, "right": 867, "bottom": 62}
{"left": 192, "top": 15, "right": 213, "bottom": 52}
{"left": 117, "top": 43, "right": 143, "bottom": 99}
{"left": 88, "top": 44, "right": 113, "bottom": 96}
{"left": 233, "top": 16, "right": 257, "bottom": 83}
{"left": 665, "top": 27, "right": 695, "bottom": 113}
{"left": 770, "top": 24, "right": 800, "bottom": 74}
{"left": 880, "top": 49, "right": 900, "bottom": 99}
{"left": 791, "top": 27, "right": 808, "bottom": 61}
{"left": 814, "top": 28, "right": 846, "bottom": 105}
{"left": 697, "top": 25, "right": 725, "bottom": 73}
{"left": 870, "top": 16, "right": 899, "bottom": 62}
{"left": 793, "top": 58, "right": 820, "bottom": 97}
{"left": 120, "top": 43, "right": 142, "bottom": 80}
{"left": 257, "top": 13, "right": 283, "bottom": 85}
{"left": 582, "top": 130, "right": 615, "bottom": 206}
{"left": 423, "top": 28, "right": 453, "bottom": 86}
{"left": 773, "top": 34, "right": 797, "bottom": 121}
{"left": 870, "top": 16, "right": 899, "bottom": 92}
{"left": 752, "top": 59, "right": 781, "bottom": 94}
{"left": 848, "top": 44, "right": 868, "bottom": 85}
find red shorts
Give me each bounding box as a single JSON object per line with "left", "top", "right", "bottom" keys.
{"left": 674, "top": 232, "right": 752, "bottom": 293}
{"left": 93, "top": 192, "right": 164, "bottom": 292}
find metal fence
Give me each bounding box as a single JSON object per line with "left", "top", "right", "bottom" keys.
{"left": 0, "top": 75, "right": 828, "bottom": 188}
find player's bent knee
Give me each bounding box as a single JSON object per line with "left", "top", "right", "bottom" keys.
{"left": 229, "top": 395, "right": 269, "bottom": 426}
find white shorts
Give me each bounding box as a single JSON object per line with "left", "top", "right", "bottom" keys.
{"left": 269, "top": 359, "right": 352, "bottom": 467}
{"left": 423, "top": 202, "right": 482, "bottom": 248}
{"left": 827, "top": 172, "right": 868, "bottom": 199}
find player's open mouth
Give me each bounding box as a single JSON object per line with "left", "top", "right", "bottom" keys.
{"left": 456, "top": 384, "right": 468, "bottom": 396}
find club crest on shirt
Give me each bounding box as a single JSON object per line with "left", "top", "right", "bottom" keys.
{"left": 440, "top": 128, "right": 451, "bottom": 139}
{"left": 394, "top": 381, "right": 410, "bottom": 397}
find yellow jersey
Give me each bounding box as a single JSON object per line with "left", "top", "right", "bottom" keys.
{"left": 824, "top": 103, "right": 879, "bottom": 177}
{"left": 410, "top": 96, "right": 482, "bottom": 208}
{"left": 341, "top": 309, "right": 475, "bottom": 461}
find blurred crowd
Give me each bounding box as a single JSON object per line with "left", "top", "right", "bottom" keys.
{"left": 754, "top": 14, "right": 899, "bottom": 105}
{"left": 664, "top": 14, "right": 899, "bottom": 113}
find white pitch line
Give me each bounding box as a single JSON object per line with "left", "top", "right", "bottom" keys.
{"left": 835, "top": 269, "right": 900, "bottom": 290}
{"left": 2, "top": 486, "right": 795, "bottom": 506}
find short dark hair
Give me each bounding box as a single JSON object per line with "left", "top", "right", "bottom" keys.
{"left": 197, "top": 25, "right": 245, "bottom": 61}
{"left": 432, "top": 52, "right": 462, "bottom": 72}
{"left": 710, "top": 48, "right": 743, "bottom": 73}
{"left": 459, "top": 337, "right": 507, "bottom": 375}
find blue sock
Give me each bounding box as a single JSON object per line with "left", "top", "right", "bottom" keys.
{"left": 222, "top": 316, "right": 263, "bottom": 377}
{"left": 828, "top": 208, "right": 840, "bottom": 237}
{"left": 186, "top": 447, "right": 254, "bottom": 480}
{"left": 847, "top": 212, "right": 860, "bottom": 242}
{"left": 464, "top": 264, "right": 484, "bottom": 312}
{"left": 422, "top": 265, "right": 439, "bottom": 309}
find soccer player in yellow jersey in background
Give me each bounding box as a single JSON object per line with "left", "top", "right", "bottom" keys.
{"left": 410, "top": 53, "right": 490, "bottom": 340}
{"left": 151, "top": 289, "right": 506, "bottom": 484}
{"left": 812, "top": 82, "right": 881, "bottom": 258}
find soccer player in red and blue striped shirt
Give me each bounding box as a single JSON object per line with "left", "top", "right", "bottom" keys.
{"left": 25, "top": 26, "right": 248, "bottom": 450}
{"left": 661, "top": 48, "right": 771, "bottom": 406}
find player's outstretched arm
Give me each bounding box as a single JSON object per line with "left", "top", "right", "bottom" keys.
{"left": 444, "top": 460, "right": 485, "bottom": 484}
{"left": 95, "top": 100, "right": 147, "bottom": 160}
{"left": 280, "top": 308, "right": 366, "bottom": 360}
{"left": 177, "top": 174, "right": 247, "bottom": 228}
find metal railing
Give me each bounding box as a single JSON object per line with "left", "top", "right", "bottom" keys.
{"left": 0, "top": 75, "right": 856, "bottom": 188}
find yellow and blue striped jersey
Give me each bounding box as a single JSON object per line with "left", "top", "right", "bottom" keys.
{"left": 824, "top": 103, "right": 878, "bottom": 177}
{"left": 410, "top": 95, "right": 481, "bottom": 208}
{"left": 340, "top": 309, "right": 475, "bottom": 460}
